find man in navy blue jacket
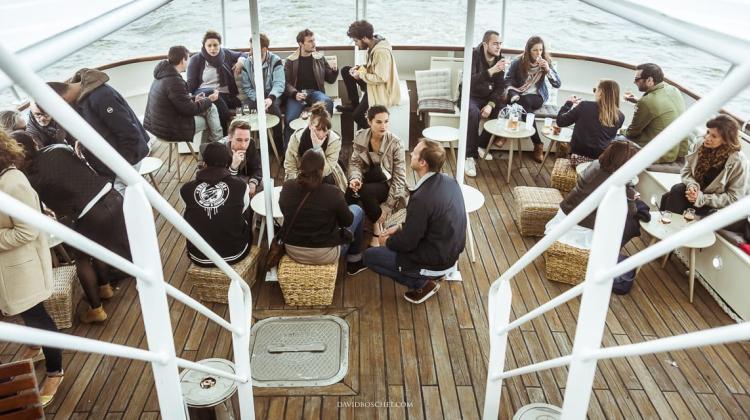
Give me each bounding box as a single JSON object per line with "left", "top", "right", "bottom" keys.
{"left": 363, "top": 139, "right": 467, "bottom": 304}
{"left": 48, "top": 69, "right": 150, "bottom": 195}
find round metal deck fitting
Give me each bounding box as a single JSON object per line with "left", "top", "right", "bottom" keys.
{"left": 513, "top": 403, "right": 562, "bottom": 420}
{"left": 179, "top": 358, "right": 237, "bottom": 420}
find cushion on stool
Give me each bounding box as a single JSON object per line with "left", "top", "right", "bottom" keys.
{"left": 187, "top": 247, "right": 260, "bottom": 304}
{"left": 544, "top": 241, "right": 590, "bottom": 285}
{"left": 551, "top": 158, "right": 577, "bottom": 194}
{"left": 514, "top": 186, "right": 563, "bottom": 237}
{"left": 44, "top": 265, "right": 81, "bottom": 329}
{"left": 277, "top": 256, "right": 339, "bottom": 306}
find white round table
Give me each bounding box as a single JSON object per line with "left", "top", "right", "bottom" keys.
{"left": 461, "top": 184, "right": 485, "bottom": 263}
{"left": 250, "top": 186, "right": 283, "bottom": 246}
{"left": 422, "top": 126, "right": 460, "bottom": 163}
{"left": 482, "top": 119, "right": 536, "bottom": 183}
{"left": 638, "top": 210, "right": 716, "bottom": 303}
{"left": 289, "top": 117, "right": 308, "bottom": 132}
{"left": 537, "top": 127, "right": 572, "bottom": 175}
{"left": 235, "top": 113, "right": 282, "bottom": 164}
{"left": 138, "top": 156, "right": 164, "bottom": 193}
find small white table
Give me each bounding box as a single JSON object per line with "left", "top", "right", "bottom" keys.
{"left": 235, "top": 114, "right": 282, "bottom": 164}
{"left": 250, "top": 186, "right": 283, "bottom": 246}
{"left": 638, "top": 211, "right": 716, "bottom": 303}
{"left": 461, "top": 184, "right": 485, "bottom": 263}
{"left": 537, "top": 127, "right": 572, "bottom": 176}
{"left": 482, "top": 119, "right": 536, "bottom": 183}
{"left": 289, "top": 117, "right": 308, "bottom": 132}
{"left": 422, "top": 126, "right": 460, "bottom": 163}
{"left": 138, "top": 156, "right": 164, "bottom": 193}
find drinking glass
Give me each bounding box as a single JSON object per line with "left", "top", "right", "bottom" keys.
{"left": 683, "top": 208, "right": 696, "bottom": 222}
{"left": 659, "top": 210, "right": 672, "bottom": 224}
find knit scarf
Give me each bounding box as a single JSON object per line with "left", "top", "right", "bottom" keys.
{"left": 200, "top": 47, "right": 231, "bottom": 89}
{"left": 694, "top": 143, "right": 733, "bottom": 189}
{"left": 517, "top": 63, "right": 544, "bottom": 94}
{"left": 297, "top": 128, "right": 329, "bottom": 157}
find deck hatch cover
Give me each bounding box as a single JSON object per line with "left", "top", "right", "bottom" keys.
{"left": 249, "top": 315, "right": 349, "bottom": 387}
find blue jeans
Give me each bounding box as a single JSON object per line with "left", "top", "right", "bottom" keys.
{"left": 363, "top": 247, "right": 437, "bottom": 290}
{"left": 341, "top": 204, "right": 365, "bottom": 261}
{"left": 284, "top": 90, "right": 334, "bottom": 149}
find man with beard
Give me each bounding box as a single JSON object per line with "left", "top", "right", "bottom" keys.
{"left": 26, "top": 103, "right": 73, "bottom": 147}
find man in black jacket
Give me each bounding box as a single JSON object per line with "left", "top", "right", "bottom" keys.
{"left": 462, "top": 30, "right": 507, "bottom": 178}
{"left": 201, "top": 119, "right": 262, "bottom": 197}
{"left": 363, "top": 139, "right": 467, "bottom": 304}
{"left": 144, "top": 46, "right": 223, "bottom": 148}
{"left": 26, "top": 103, "right": 73, "bottom": 147}
{"left": 48, "top": 69, "right": 150, "bottom": 195}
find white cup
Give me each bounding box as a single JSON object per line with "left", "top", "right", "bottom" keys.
{"left": 544, "top": 117, "right": 553, "bottom": 128}
{"left": 525, "top": 113, "right": 535, "bottom": 130}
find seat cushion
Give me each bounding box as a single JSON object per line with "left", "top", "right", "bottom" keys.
{"left": 418, "top": 98, "right": 456, "bottom": 115}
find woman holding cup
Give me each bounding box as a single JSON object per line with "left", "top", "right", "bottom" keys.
{"left": 660, "top": 115, "right": 749, "bottom": 232}
{"left": 504, "top": 36, "right": 562, "bottom": 162}
{"left": 556, "top": 79, "right": 625, "bottom": 167}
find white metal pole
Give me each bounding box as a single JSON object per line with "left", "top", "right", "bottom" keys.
{"left": 455, "top": 0, "right": 476, "bottom": 185}
{"left": 228, "top": 272, "right": 255, "bottom": 419}
{"left": 248, "top": 0, "right": 277, "bottom": 281}
{"left": 500, "top": 0, "right": 508, "bottom": 42}
{"left": 560, "top": 185, "right": 627, "bottom": 419}
{"left": 355, "top": 0, "right": 359, "bottom": 20}
{"left": 482, "top": 280, "right": 512, "bottom": 419}
{"left": 123, "top": 184, "right": 187, "bottom": 419}
{"left": 221, "top": 0, "right": 227, "bottom": 46}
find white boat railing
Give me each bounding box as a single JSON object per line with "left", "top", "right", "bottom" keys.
{"left": 480, "top": 2, "right": 750, "bottom": 416}
{"left": 0, "top": 21, "right": 257, "bottom": 420}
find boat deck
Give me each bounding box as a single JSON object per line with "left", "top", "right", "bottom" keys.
{"left": 2, "top": 138, "right": 750, "bottom": 420}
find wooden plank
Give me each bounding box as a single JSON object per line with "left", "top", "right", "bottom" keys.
{"left": 388, "top": 385, "right": 407, "bottom": 420}
{"left": 436, "top": 284, "right": 471, "bottom": 386}
{"left": 411, "top": 304, "right": 437, "bottom": 385}
{"left": 697, "top": 393, "right": 732, "bottom": 419}
{"left": 460, "top": 329, "right": 487, "bottom": 410}
{"left": 663, "top": 391, "right": 696, "bottom": 419}
{"left": 424, "top": 295, "right": 461, "bottom": 419}
{"left": 284, "top": 396, "right": 304, "bottom": 420}
{"left": 457, "top": 385, "right": 480, "bottom": 420}
{"left": 302, "top": 396, "right": 321, "bottom": 420}
{"left": 266, "top": 397, "right": 287, "bottom": 420}
{"left": 630, "top": 389, "right": 667, "bottom": 420}
{"left": 400, "top": 330, "right": 424, "bottom": 420}
{"left": 421, "top": 386, "right": 443, "bottom": 420}
{"left": 380, "top": 277, "right": 403, "bottom": 386}
{"left": 320, "top": 397, "right": 338, "bottom": 420}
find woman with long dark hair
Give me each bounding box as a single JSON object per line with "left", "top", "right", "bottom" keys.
{"left": 556, "top": 79, "right": 625, "bottom": 166}
{"left": 504, "top": 35, "right": 562, "bottom": 162}
{"left": 279, "top": 149, "right": 366, "bottom": 275}
{"left": 187, "top": 30, "right": 246, "bottom": 135}
{"left": 661, "top": 115, "right": 749, "bottom": 230}
{"left": 0, "top": 130, "right": 64, "bottom": 406}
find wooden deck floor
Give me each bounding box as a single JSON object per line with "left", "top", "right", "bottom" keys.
{"left": 2, "top": 138, "right": 750, "bottom": 420}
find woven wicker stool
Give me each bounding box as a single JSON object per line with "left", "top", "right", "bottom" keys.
{"left": 544, "top": 241, "right": 590, "bottom": 285}
{"left": 514, "top": 186, "right": 563, "bottom": 237}
{"left": 45, "top": 265, "right": 81, "bottom": 329}
{"left": 187, "top": 246, "right": 260, "bottom": 304}
{"left": 277, "top": 256, "right": 339, "bottom": 306}
{"left": 551, "top": 158, "right": 577, "bottom": 194}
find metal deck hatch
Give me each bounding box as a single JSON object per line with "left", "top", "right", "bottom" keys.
{"left": 249, "top": 315, "right": 349, "bottom": 387}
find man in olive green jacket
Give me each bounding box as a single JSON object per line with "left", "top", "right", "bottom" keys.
{"left": 621, "top": 63, "right": 688, "bottom": 165}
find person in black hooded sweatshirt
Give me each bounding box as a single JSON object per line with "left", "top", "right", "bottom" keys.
{"left": 180, "top": 142, "right": 252, "bottom": 267}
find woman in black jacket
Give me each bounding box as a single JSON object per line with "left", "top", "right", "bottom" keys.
{"left": 14, "top": 132, "right": 131, "bottom": 324}
{"left": 279, "top": 150, "right": 366, "bottom": 275}
{"left": 187, "top": 31, "right": 245, "bottom": 135}
{"left": 556, "top": 79, "right": 625, "bottom": 166}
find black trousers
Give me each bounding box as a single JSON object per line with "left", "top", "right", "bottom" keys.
{"left": 346, "top": 181, "right": 389, "bottom": 221}
{"left": 512, "top": 92, "right": 544, "bottom": 145}
{"left": 661, "top": 182, "right": 747, "bottom": 233}
{"left": 215, "top": 92, "right": 242, "bottom": 136}
{"left": 341, "top": 66, "right": 370, "bottom": 130}
{"left": 466, "top": 96, "right": 501, "bottom": 158}
{"left": 19, "top": 302, "right": 63, "bottom": 373}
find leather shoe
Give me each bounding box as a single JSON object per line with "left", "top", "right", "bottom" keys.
{"left": 532, "top": 143, "right": 544, "bottom": 163}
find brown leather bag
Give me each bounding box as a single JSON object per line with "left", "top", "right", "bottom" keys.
{"left": 262, "top": 191, "right": 311, "bottom": 271}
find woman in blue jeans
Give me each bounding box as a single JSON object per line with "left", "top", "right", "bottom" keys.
{"left": 279, "top": 149, "right": 366, "bottom": 275}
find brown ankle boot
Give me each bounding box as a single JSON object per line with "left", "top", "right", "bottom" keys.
{"left": 532, "top": 143, "right": 544, "bottom": 163}
{"left": 99, "top": 283, "right": 114, "bottom": 299}
{"left": 80, "top": 306, "right": 107, "bottom": 323}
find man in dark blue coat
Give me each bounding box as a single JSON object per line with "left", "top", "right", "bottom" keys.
{"left": 363, "top": 139, "right": 467, "bottom": 304}
{"left": 48, "top": 69, "right": 150, "bottom": 195}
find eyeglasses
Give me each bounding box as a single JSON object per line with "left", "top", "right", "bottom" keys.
{"left": 32, "top": 111, "right": 49, "bottom": 119}
{"left": 633, "top": 76, "right": 645, "bottom": 82}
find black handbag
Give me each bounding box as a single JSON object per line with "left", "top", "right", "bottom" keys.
{"left": 262, "top": 191, "right": 311, "bottom": 271}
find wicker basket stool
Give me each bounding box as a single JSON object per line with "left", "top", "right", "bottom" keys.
{"left": 513, "top": 186, "right": 563, "bottom": 237}
{"left": 187, "top": 246, "right": 260, "bottom": 304}
{"left": 544, "top": 241, "right": 590, "bottom": 285}
{"left": 277, "top": 256, "right": 339, "bottom": 306}
{"left": 44, "top": 265, "right": 81, "bottom": 329}
{"left": 550, "top": 158, "right": 577, "bottom": 194}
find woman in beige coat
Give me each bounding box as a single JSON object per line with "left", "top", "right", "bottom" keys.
{"left": 0, "top": 130, "right": 63, "bottom": 406}
{"left": 346, "top": 106, "right": 408, "bottom": 246}
{"left": 284, "top": 102, "right": 347, "bottom": 191}
{"left": 661, "top": 115, "right": 749, "bottom": 233}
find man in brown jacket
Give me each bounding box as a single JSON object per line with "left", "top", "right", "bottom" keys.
{"left": 339, "top": 20, "right": 401, "bottom": 130}
{"left": 283, "top": 29, "right": 339, "bottom": 147}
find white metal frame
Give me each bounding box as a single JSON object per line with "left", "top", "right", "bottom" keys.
{"left": 479, "top": 0, "right": 750, "bottom": 417}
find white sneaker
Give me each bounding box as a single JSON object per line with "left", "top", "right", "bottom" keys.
{"left": 478, "top": 147, "right": 494, "bottom": 161}
{"left": 465, "top": 158, "right": 477, "bottom": 177}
